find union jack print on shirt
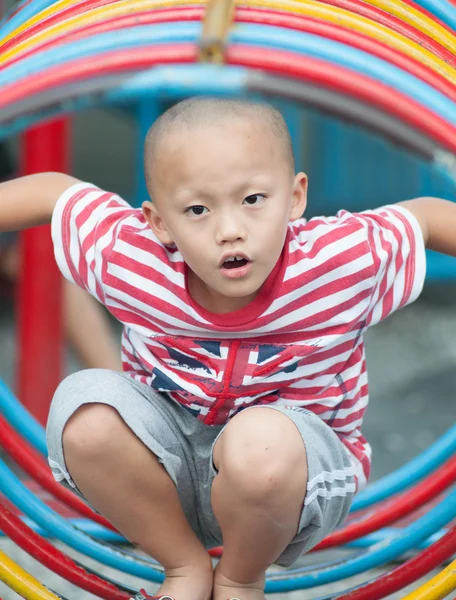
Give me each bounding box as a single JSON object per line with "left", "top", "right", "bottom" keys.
{"left": 52, "top": 183, "right": 426, "bottom": 490}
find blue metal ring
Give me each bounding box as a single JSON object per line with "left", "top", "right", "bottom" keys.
{"left": 0, "top": 378, "right": 47, "bottom": 455}
{"left": 0, "top": 0, "right": 56, "bottom": 38}
{"left": 411, "top": 0, "right": 456, "bottom": 30}
{"left": 0, "top": 457, "right": 165, "bottom": 582}
{"left": 0, "top": 22, "right": 454, "bottom": 125}
{"left": 1, "top": 377, "right": 455, "bottom": 512}
{"left": 1, "top": 0, "right": 455, "bottom": 41}
{"left": 0, "top": 453, "right": 454, "bottom": 591}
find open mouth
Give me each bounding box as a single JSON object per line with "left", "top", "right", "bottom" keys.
{"left": 222, "top": 257, "right": 249, "bottom": 269}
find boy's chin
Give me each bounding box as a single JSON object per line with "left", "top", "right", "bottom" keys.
{"left": 216, "top": 285, "right": 262, "bottom": 306}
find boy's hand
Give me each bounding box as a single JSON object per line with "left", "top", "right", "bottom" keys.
{"left": 398, "top": 197, "right": 456, "bottom": 256}
{"left": 0, "top": 172, "right": 80, "bottom": 231}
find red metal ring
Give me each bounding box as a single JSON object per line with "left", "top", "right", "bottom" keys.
{"left": 0, "top": 44, "right": 455, "bottom": 153}
{"left": 2, "top": 7, "right": 455, "bottom": 103}
{"left": 0, "top": 501, "right": 130, "bottom": 599}
{"left": 0, "top": 412, "right": 117, "bottom": 531}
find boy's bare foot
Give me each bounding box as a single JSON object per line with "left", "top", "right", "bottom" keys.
{"left": 137, "top": 560, "right": 213, "bottom": 600}
{"left": 213, "top": 569, "right": 266, "bottom": 600}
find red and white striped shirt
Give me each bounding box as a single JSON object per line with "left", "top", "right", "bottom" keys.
{"left": 52, "top": 183, "right": 426, "bottom": 489}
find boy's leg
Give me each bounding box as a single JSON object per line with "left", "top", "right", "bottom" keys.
{"left": 211, "top": 408, "right": 308, "bottom": 600}
{"left": 49, "top": 372, "right": 213, "bottom": 600}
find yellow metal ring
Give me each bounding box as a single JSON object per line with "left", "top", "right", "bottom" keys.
{"left": 1, "top": 0, "right": 81, "bottom": 44}
{"left": 0, "top": 0, "right": 193, "bottom": 46}
{"left": 1, "top": 0, "right": 78, "bottom": 43}
{"left": 402, "top": 559, "right": 456, "bottom": 599}
{"left": 3, "top": 0, "right": 454, "bottom": 56}
{"left": 243, "top": 0, "right": 456, "bottom": 81}
{"left": 0, "top": 549, "right": 62, "bottom": 600}
{"left": 360, "top": 0, "right": 455, "bottom": 54}
{"left": 1, "top": 0, "right": 455, "bottom": 84}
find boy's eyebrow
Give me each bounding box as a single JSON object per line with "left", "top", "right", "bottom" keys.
{"left": 232, "top": 178, "right": 277, "bottom": 199}
{"left": 174, "top": 180, "right": 273, "bottom": 203}
{"left": 172, "top": 188, "right": 212, "bottom": 203}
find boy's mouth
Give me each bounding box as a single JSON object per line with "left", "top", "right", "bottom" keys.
{"left": 219, "top": 254, "right": 252, "bottom": 279}
{"left": 222, "top": 257, "right": 249, "bottom": 269}
{"left": 219, "top": 252, "right": 251, "bottom": 268}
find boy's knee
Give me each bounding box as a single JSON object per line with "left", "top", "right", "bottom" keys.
{"left": 214, "top": 408, "right": 307, "bottom": 503}
{"left": 53, "top": 369, "right": 121, "bottom": 402}
{"left": 62, "top": 403, "right": 122, "bottom": 460}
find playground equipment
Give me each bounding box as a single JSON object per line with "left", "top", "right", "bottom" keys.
{"left": 0, "top": 0, "right": 455, "bottom": 598}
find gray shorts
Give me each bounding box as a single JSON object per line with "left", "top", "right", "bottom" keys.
{"left": 46, "top": 369, "right": 356, "bottom": 567}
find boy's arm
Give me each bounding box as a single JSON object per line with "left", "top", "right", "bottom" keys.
{"left": 0, "top": 172, "right": 80, "bottom": 231}
{"left": 398, "top": 197, "right": 456, "bottom": 255}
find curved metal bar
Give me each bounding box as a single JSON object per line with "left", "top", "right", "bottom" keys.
{"left": 0, "top": 23, "right": 454, "bottom": 126}
{"left": 3, "top": 0, "right": 455, "bottom": 81}
{"left": 1, "top": 452, "right": 455, "bottom": 592}
{"left": 0, "top": 378, "right": 47, "bottom": 456}
{"left": 378, "top": 0, "right": 456, "bottom": 31}
{"left": 0, "top": 0, "right": 81, "bottom": 41}
{"left": 2, "top": 0, "right": 455, "bottom": 71}
{"left": 0, "top": 517, "right": 125, "bottom": 542}
{"left": 233, "top": 24, "right": 456, "bottom": 120}
{"left": 0, "top": 412, "right": 118, "bottom": 530}
{"left": 0, "top": 66, "right": 440, "bottom": 159}
{"left": 2, "top": 7, "right": 455, "bottom": 104}
{"left": 0, "top": 458, "right": 166, "bottom": 582}
{"left": 323, "top": 526, "right": 456, "bottom": 599}
{"left": 245, "top": 73, "right": 438, "bottom": 157}
{"left": 313, "top": 454, "right": 456, "bottom": 550}
{"left": 0, "top": 380, "right": 456, "bottom": 544}
{"left": 264, "top": 488, "right": 456, "bottom": 592}
{"left": 401, "top": 558, "right": 456, "bottom": 600}
{"left": 0, "top": 501, "right": 131, "bottom": 599}
{"left": 0, "top": 518, "right": 446, "bottom": 551}
{"left": 335, "top": 0, "right": 455, "bottom": 53}
{"left": 0, "top": 548, "right": 64, "bottom": 600}
{"left": 350, "top": 423, "right": 456, "bottom": 510}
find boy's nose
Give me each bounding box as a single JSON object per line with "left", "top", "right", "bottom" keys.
{"left": 215, "top": 213, "right": 246, "bottom": 244}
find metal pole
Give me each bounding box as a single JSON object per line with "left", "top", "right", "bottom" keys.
{"left": 17, "top": 119, "right": 69, "bottom": 425}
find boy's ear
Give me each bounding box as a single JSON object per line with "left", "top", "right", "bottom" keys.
{"left": 289, "top": 172, "right": 308, "bottom": 221}
{"left": 142, "top": 201, "right": 174, "bottom": 245}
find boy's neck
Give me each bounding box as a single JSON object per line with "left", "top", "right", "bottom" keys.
{"left": 187, "top": 270, "right": 258, "bottom": 315}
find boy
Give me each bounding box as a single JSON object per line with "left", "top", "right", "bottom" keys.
{"left": 0, "top": 97, "right": 453, "bottom": 600}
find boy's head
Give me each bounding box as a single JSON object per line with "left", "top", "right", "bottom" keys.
{"left": 142, "top": 97, "right": 307, "bottom": 314}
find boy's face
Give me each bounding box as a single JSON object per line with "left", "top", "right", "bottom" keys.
{"left": 143, "top": 116, "right": 307, "bottom": 314}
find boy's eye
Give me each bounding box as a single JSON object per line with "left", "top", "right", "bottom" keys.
{"left": 186, "top": 205, "right": 207, "bottom": 216}
{"left": 244, "top": 194, "right": 265, "bottom": 205}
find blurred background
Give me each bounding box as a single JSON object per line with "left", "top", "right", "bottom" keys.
{"left": 0, "top": 0, "right": 455, "bottom": 597}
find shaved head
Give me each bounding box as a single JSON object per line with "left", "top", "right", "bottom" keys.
{"left": 144, "top": 97, "right": 295, "bottom": 198}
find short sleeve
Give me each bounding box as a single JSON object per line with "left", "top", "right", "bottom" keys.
{"left": 51, "top": 182, "right": 134, "bottom": 302}
{"left": 358, "top": 205, "right": 426, "bottom": 326}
